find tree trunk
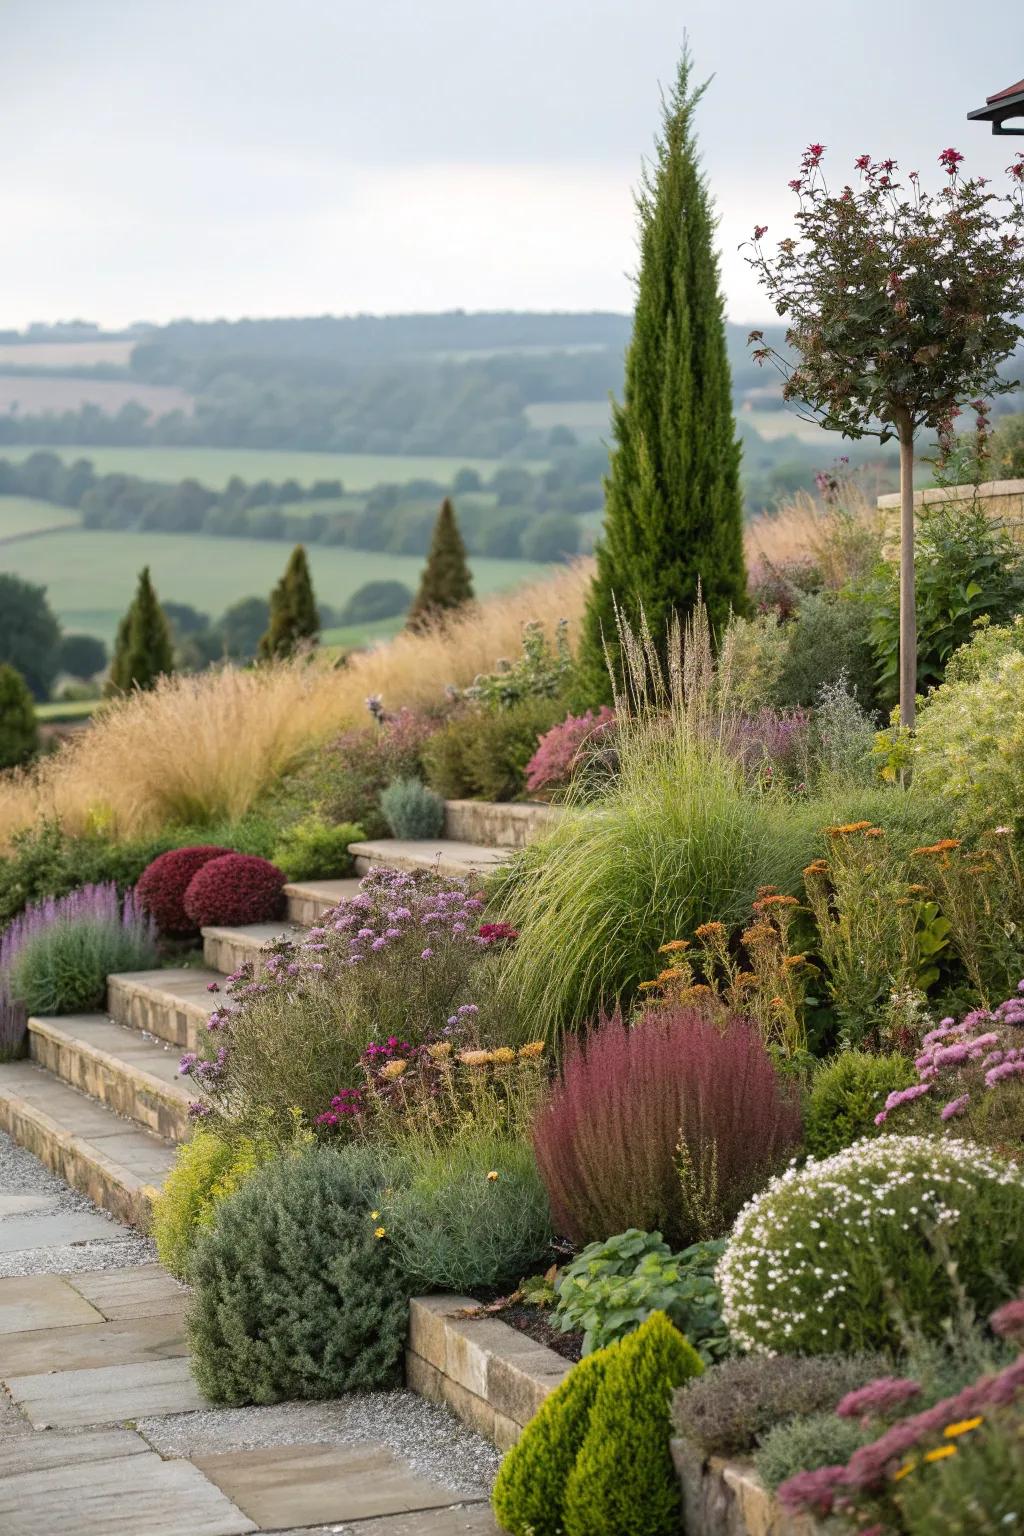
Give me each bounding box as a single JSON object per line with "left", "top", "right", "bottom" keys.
{"left": 897, "top": 415, "right": 916, "bottom": 731}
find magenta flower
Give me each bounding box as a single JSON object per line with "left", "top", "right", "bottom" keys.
{"left": 940, "top": 1094, "right": 970, "bottom": 1121}
{"left": 836, "top": 1377, "right": 921, "bottom": 1421}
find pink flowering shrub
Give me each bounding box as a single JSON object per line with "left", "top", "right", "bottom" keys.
{"left": 181, "top": 866, "right": 505, "bottom": 1130}
{"left": 875, "top": 983, "right": 1024, "bottom": 1154}
{"left": 524, "top": 707, "right": 617, "bottom": 797}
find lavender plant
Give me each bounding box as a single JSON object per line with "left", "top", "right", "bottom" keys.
{"left": 2, "top": 882, "right": 157, "bottom": 1016}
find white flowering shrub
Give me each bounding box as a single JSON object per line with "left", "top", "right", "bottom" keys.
{"left": 717, "top": 1135, "right": 1024, "bottom": 1356}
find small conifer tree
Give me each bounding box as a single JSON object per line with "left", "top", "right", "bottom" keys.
{"left": 107, "top": 567, "right": 174, "bottom": 693}
{"left": 0, "top": 663, "right": 39, "bottom": 769}
{"left": 577, "top": 46, "right": 746, "bottom": 702}
{"left": 563, "top": 1311, "right": 703, "bottom": 1536}
{"left": 259, "top": 545, "right": 320, "bottom": 660}
{"left": 406, "top": 498, "right": 474, "bottom": 631}
{"left": 491, "top": 1345, "right": 613, "bottom": 1536}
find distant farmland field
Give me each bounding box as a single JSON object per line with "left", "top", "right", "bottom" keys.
{"left": 0, "top": 519, "right": 547, "bottom": 643}
{"left": 0, "top": 444, "right": 534, "bottom": 491}
{"left": 0, "top": 340, "right": 136, "bottom": 369}
{"left": 0, "top": 496, "right": 81, "bottom": 541}
{"left": 0, "top": 376, "right": 193, "bottom": 417}
{"left": 525, "top": 400, "right": 611, "bottom": 440}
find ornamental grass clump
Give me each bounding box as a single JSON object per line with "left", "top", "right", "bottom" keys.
{"left": 874, "top": 985, "right": 1024, "bottom": 1154}
{"left": 718, "top": 1135, "right": 1024, "bottom": 1357}
{"left": 532, "top": 1005, "right": 802, "bottom": 1249}
{"left": 2, "top": 882, "right": 157, "bottom": 1016}
{"left": 182, "top": 866, "right": 504, "bottom": 1132}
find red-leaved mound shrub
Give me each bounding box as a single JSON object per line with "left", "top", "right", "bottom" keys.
{"left": 137, "top": 845, "right": 232, "bottom": 937}
{"left": 533, "top": 1006, "right": 802, "bottom": 1248}
{"left": 182, "top": 854, "right": 286, "bottom": 929}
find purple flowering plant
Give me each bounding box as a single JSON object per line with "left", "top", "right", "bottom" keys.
{"left": 181, "top": 865, "right": 508, "bottom": 1135}
{"left": 1, "top": 882, "right": 157, "bottom": 1017}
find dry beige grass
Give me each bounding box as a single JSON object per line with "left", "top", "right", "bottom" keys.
{"left": 744, "top": 484, "right": 886, "bottom": 589}
{"left": 0, "top": 562, "right": 592, "bottom": 847}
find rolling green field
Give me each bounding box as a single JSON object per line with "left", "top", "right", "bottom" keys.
{"left": 0, "top": 444, "right": 536, "bottom": 492}
{"left": 0, "top": 516, "right": 547, "bottom": 644}
{"left": 0, "top": 495, "right": 81, "bottom": 540}
{"left": 525, "top": 399, "right": 611, "bottom": 440}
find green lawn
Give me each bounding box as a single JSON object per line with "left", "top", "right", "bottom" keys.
{"left": 1, "top": 525, "right": 547, "bottom": 644}
{"left": 0, "top": 495, "right": 81, "bottom": 540}
{"left": 36, "top": 698, "right": 98, "bottom": 722}
{"left": 0, "top": 444, "right": 539, "bottom": 492}
{"left": 525, "top": 399, "right": 612, "bottom": 440}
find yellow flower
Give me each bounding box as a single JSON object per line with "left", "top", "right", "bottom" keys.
{"left": 803, "top": 859, "right": 829, "bottom": 876}
{"left": 427, "top": 1042, "right": 453, "bottom": 1060}
{"left": 380, "top": 1059, "right": 409, "bottom": 1080}
{"left": 733, "top": 972, "right": 760, "bottom": 989}
{"left": 693, "top": 922, "right": 726, "bottom": 941}
{"left": 374, "top": 1226, "right": 387, "bottom": 1240}
{"left": 827, "top": 820, "right": 874, "bottom": 836}
{"left": 783, "top": 954, "right": 807, "bottom": 969}
{"left": 486, "top": 1170, "right": 499, "bottom": 1182}
{"left": 458, "top": 1049, "right": 493, "bottom": 1066}
{"left": 924, "top": 1444, "right": 958, "bottom": 1463}
{"left": 892, "top": 1460, "right": 916, "bottom": 1482}
{"left": 657, "top": 967, "right": 686, "bottom": 982}
{"left": 370, "top": 1210, "right": 380, "bottom": 1221}
{"left": 756, "top": 893, "right": 799, "bottom": 909}
{"left": 864, "top": 826, "right": 885, "bottom": 838}
{"left": 518, "top": 1041, "right": 545, "bottom": 1059}
{"left": 658, "top": 939, "right": 691, "bottom": 953}
{"left": 769, "top": 996, "right": 786, "bottom": 1010}
{"left": 490, "top": 1047, "right": 516, "bottom": 1064}
{"left": 944, "top": 1416, "right": 983, "bottom": 1438}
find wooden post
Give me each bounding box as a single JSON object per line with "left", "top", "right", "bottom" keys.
{"left": 897, "top": 413, "right": 916, "bottom": 730}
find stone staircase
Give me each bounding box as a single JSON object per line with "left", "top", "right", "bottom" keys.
{"left": 0, "top": 802, "right": 557, "bottom": 1230}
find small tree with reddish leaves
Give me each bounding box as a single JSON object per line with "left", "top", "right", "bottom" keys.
{"left": 745, "top": 145, "right": 1024, "bottom": 727}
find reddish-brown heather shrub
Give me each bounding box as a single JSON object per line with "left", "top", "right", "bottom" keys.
{"left": 137, "top": 844, "right": 232, "bottom": 936}
{"left": 533, "top": 1006, "right": 803, "bottom": 1247}
{"left": 182, "top": 853, "right": 285, "bottom": 929}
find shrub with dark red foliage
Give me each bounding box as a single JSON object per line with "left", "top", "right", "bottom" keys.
{"left": 137, "top": 845, "right": 232, "bottom": 937}
{"left": 182, "top": 854, "right": 285, "bottom": 929}
{"left": 533, "top": 1006, "right": 802, "bottom": 1248}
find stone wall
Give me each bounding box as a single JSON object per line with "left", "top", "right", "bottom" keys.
{"left": 442, "top": 800, "right": 563, "bottom": 849}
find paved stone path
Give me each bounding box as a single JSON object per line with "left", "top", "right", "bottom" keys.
{"left": 0, "top": 1132, "right": 501, "bottom": 1536}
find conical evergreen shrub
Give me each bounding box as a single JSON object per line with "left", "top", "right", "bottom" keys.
{"left": 107, "top": 567, "right": 174, "bottom": 693}
{"left": 563, "top": 1311, "right": 703, "bottom": 1536}
{"left": 259, "top": 545, "right": 320, "bottom": 660}
{"left": 491, "top": 1346, "right": 614, "bottom": 1536}
{"left": 406, "top": 498, "right": 474, "bottom": 630}
{"left": 577, "top": 46, "right": 746, "bottom": 702}
{"left": 0, "top": 663, "right": 39, "bottom": 769}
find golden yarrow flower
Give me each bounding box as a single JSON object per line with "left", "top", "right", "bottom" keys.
{"left": 694, "top": 922, "right": 726, "bottom": 940}
{"left": 380, "top": 1059, "right": 409, "bottom": 1080}
{"left": 517, "top": 1041, "right": 545, "bottom": 1058}
{"left": 924, "top": 1444, "right": 957, "bottom": 1463}
{"left": 486, "top": 1170, "right": 499, "bottom": 1182}
{"left": 944, "top": 1416, "right": 983, "bottom": 1438}
{"left": 658, "top": 939, "right": 690, "bottom": 953}
{"left": 458, "top": 1049, "right": 493, "bottom": 1066}
{"left": 490, "top": 1047, "right": 516, "bottom": 1064}
{"left": 374, "top": 1226, "right": 387, "bottom": 1240}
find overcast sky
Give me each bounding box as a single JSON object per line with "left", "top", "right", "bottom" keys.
{"left": 3, "top": 0, "right": 1022, "bottom": 329}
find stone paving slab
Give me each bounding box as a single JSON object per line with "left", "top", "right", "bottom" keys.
{"left": 0, "top": 1207, "right": 123, "bottom": 1254}
{"left": 328, "top": 1506, "right": 500, "bottom": 1535}
{"left": 193, "top": 1442, "right": 480, "bottom": 1529}
{"left": 0, "top": 1273, "right": 105, "bottom": 1334}
{"left": 0, "top": 1447, "right": 256, "bottom": 1536}
{"left": 0, "top": 1425, "right": 148, "bottom": 1477}
{"left": 6, "top": 1354, "right": 207, "bottom": 1427}
{"left": 68, "top": 1260, "right": 186, "bottom": 1318}
{"left": 0, "top": 1194, "right": 60, "bottom": 1217}
{"left": 1, "top": 1308, "right": 189, "bottom": 1376}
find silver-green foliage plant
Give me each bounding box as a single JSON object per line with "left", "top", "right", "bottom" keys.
{"left": 554, "top": 1228, "right": 728, "bottom": 1360}
{"left": 379, "top": 777, "right": 445, "bottom": 839}
{"left": 912, "top": 616, "right": 1024, "bottom": 833}
{"left": 753, "top": 1410, "right": 872, "bottom": 1492}
{"left": 718, "top": 1135, "right": 1024, "bottom": 1356}
{"left": 460, "top": 618, "right": 573, "bottom": 709}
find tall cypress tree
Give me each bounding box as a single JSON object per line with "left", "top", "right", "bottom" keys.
{"left": 259, "top": 545, "right": 320, "bottom": 660}
{"left": 406, "top": 498, "right": 474, "bottom": 631}
{"left": 577, "top": 47, "right": 745, "bottom": 702}
{"left": 107, "top": 567, "right": 174, "bottom": 693}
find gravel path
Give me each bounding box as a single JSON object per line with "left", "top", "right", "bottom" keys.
{"left": 0, "top": 1129, "right": 155, "bottom": 1277}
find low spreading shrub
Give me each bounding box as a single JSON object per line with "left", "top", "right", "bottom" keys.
{"left": 491, "top": 1346, "right": 612, "bottom": 1536}
{"left": 187, "top": 1145, "right": 406, "bottom": 1404}
{"left": 459, "top": 618, "right": 573, "bottom": 708}
{"left": 381, "top": 1135, "right": 553, "bottom": 1292}
{"left": 533, "top": 1006, "right": 802, "bottom": 1249}
{"left": 553, "top": 1229, "right": 728, "bottom": 1360}
{"left": 288, "top": 709, "right": 437, "bottom": 839}
{"left": 152, "top": 1126, "right": 283, "bottom": 1281}
{"left": 2, "top": 883, "right": 157, "bottom": 1015}
{"left": 754, "top": 1410, "right": 872, "bottom": 1493}
{"left": 563, "top": 1311, "right": 703, "bottom": 1536}
{"left": 270, "top": 818, "right": 362, "bottom": 881}
{"left": 379, "top": 777, "right": 445, "bottom": 839}
{"left": 181, "top": 853, "right": 285, "bottom": 929}
{"left": 806, "top": 1052, "right": 917, "bottom": 1159}
{"left": 524, "top": 707, "right": 618, "bottom": 799}
{"left": 875, "top": 987, "right": 1024, "bottom": 1154}
{"left": 137, "top": 844, "right": 232, "bottom": 936}
{"left": 774, "top": 592, "right": 877, "bottom": 711}
{"left": 422, "top": 696, "right": 567, "bottom": 802}
{"left": 672, "top": 1352, "right": 888, "bottom": 1458}
{"left": 718, "top": 1135, "right": 1024, "bottom": 1356}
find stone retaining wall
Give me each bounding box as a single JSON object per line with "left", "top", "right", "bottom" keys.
{"left": 406, "top": 1294, "right": 815, "bottom": 1534}
{"left": 877, "top": 477, "right": 1024, "bottom": 539}
{"left": 442, "top": 799, "right": 562, "bottom": 849}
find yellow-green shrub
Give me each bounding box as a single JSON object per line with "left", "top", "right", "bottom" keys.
{"left": 152, "top": 1128, "right": 277, "bottom": 1280}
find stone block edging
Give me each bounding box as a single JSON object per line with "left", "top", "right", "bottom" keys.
{"left": 672, "top": 1437, "right": 823, "bottom": 1536}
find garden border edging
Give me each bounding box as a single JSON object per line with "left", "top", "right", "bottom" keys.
{"left": 406, "top": 1295, "right": 820, "bottom": 1535}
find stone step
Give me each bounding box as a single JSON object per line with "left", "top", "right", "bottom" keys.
{"left": 443, "top": 798, "right": 562, "bottom": 850}
{"left": 201, "top": 921, "right": 298, "bottom": 975}
{"left": 350, "top": 839, "right": 513, "bottom": 880}
{"left": 107, "top": 967, "right": 221, "bottom": 1051}
{"left": 284, "top": 877, "right": 362, "bottom": 926}
{"left": 0, "top": 1061, "right": 176, "bottom": 1229}
{"left": 27, "top": 1015, "right": 193, "bottom": 1143}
